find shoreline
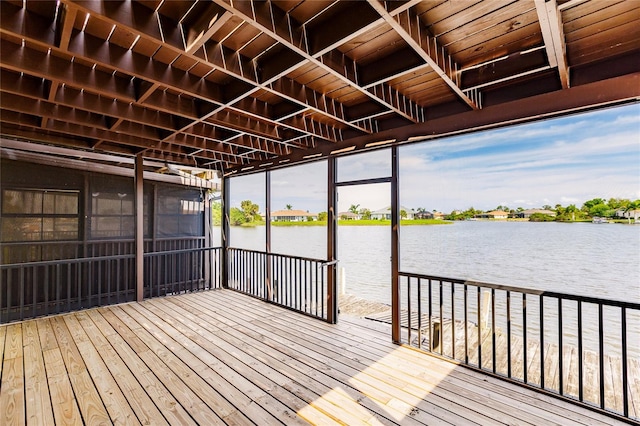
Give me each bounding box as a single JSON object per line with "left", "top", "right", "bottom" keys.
{"left": 230, "top": 218, "right": 637, "bottom": 227}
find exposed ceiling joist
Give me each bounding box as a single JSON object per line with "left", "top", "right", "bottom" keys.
{"left": 535, "top": 0, "right": 570, "bottom": 88}
{"left": 0, "top": 0, "right": 637, "bottom": 174}
{"left": 367, "top": 0, "right": 480, "bottom": 110}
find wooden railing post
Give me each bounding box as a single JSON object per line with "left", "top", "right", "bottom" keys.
{"left": 134, "top": 154, "right": 144, "bottom": 301}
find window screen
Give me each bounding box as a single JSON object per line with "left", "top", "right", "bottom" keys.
{"left": 90, "top": 192, "right": 135, "bottom": 238}
{"left": 1, "top": 189, "right": 79, "bottom": 242}
{"left": 156, "top": 186, "right": 204, "bottom": 237}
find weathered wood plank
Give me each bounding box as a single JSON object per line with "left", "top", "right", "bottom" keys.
{"left": 1, "top": 324, "right": 25, "bottom": 426}
{"left": 50, "top": 316, "right": 112, "bottom": 425}
{"left": 99, "top": 308, "right": 225, "bottom": 425}
{"left": 22, "top": 321, "right": 55, "bottom": 425}
{"left": 63, "top": 314, "right": 141, "bottom": 426}
{"left": 110, "top": 305, "right": 254, "bottom": 425}
{"left": 124, "top": 301, "right": 310, "bottom": 425}
{"left": 79, "top": 310, "right": 169, "bottom": 425}
{"left": 88, "top": 309, "right": 198, "bottom": 425}
{"left": 145, "top": 297, "right": 387, "bottom": 425}
{"left": 190, "top": 292, "right": 541, "bottom": 425}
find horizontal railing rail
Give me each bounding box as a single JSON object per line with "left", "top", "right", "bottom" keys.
{"left": 1, "top": 237, "right": 207, "bottom": 264}
{"left": 1, "top": 243, "right": 222, "bottom": 323}
{"left": 399, "top": 271, "right": 640, "bottom": 421}
{"left": 227, "top": 247, "right": 329, "bottom": 321}
{"left": 1, "top": 254, "right": 136, "bottom": 323}
{"left": 144, "top": 247, "right": 221, "bottom": 298}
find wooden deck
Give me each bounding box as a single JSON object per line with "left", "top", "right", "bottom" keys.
{"left": 0, "top": 290, "right": 629, "bottom": 425}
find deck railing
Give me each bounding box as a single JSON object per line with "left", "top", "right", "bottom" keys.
{"left": 399, "top": 271, "right": 640, "bottom": 421}
{"left": 144, "top": 247, "right": 221, "bottom": 298}
{"left": 1, "top": 242, "right": 221, "bottom": 323}
{"left": 1, "top": 254, "right": 136, "bottom": 323}
{"left": 226, "top": 247, "right": 330, "bottom": 321}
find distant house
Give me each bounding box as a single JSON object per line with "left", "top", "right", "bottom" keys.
{"left": 518, "top": 209, "right": 556, "bottom": 218}
{"left": 477, "top": 210, "right": 509, "bottom": 219}
{"left": 338, "top": 211, "right": 360, "bottom": 220}
{"left": 616, "top": 209, "right": 640, "bottom": 221}
{"left": 414, "top": 211, "right": 433, "bottom": 219}
{"left": 271, "top": 209, "right": 317, "bottom": 222}
{"left": 433, "top": 212, "right": 446, "bottom": 220}
{"left": 370, "top": 206, "right": 416, "bottom": 220}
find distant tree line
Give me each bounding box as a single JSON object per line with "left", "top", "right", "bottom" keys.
{"left": 212, "top": 197, "right": 640, "bottom": 225}
{"left": 443, "top": 198, "right": 640, "bottom": 221}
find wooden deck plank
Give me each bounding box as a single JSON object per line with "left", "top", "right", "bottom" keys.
{"left": 146, "top": 297, "right": 396, "bottom": 425}
{"left": 0, "top": 289, "right": 635, "bottom": 426}
{"left": 1, "top": 324, "right": 24, "bottom": 426}
{"left": 111, "top": 304, "right": 260, "bottom": 425}
{"left": 39, "top": 320, "right": 83, "bottom": 426}
{"left": 211, "top": 291, "right": 625, "bottom": 426}
{"left": 50, "top": 315, "right": 112, "bottom": 425}
{"left": 160, "top": 297, "right": 438, "bottom": 425}
{"left": 210, "top": 291, "right": 590, "bottom": 426}
{"left": 78, "top": 310, "right": 169, "bottom": 425}
{"left": 201, "top": 292, "right": 563, "bottom": 426}
{"left": 210, "top": 303, "right": 503, "bottom": 425}
{"left": 97, "top": 308, "right": 223, "bottom": 425}
{"left": 160, "top": 294, "right": 424, "bottom": 425}
{"left": 22, "top": 321, "right": 55, "bottom": 425}
{"left": 87, "top": 309, "right": 198, "bottom": 425}
{"left": 122, "top": 301, "right": 313, "bottom": 426}
{"left": 63, "top": 314, "right": 141, "bottom": 426}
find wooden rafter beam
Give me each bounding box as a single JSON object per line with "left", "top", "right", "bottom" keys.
{"left": 232, "top": 72, "right": 639, "bottom": 173}
{"left": 0, "top": 87, "right": 263, "bottom": 164}
{"left": 211, "top": 0, "right": 424, "bottom": 124}
{"left": 185, "top": 11, "right": 233, "bottom": 55}
{"left": 535, "top": 0, "right": 570, "bottom": 88}
{"left": 367, "top": 0, "right": 479, "bottom": 110}
{"left": 60, "top": 0, "right": 357, "bottom": 142}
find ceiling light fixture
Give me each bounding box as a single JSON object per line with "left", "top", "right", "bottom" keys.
{"left": 81, "top": 13, "right": 90, "bottom": 32}
{"left": 303, "top": 153, "right": 323, "bottom": 159}
{"left": 330, "top": 146, "right": 356, "bottom": 155}
{"left": 364, "top": 139, "right": 396, "bottom": 148}
{"left": 130, "top": 34, "right": 141, "bottom": 50}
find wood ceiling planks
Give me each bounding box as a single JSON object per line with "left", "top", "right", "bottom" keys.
{"left": 0, "top": 0, "right": 638, "bottom": 173}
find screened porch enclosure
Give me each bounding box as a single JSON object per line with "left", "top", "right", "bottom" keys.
{"left": 1, "top": 0, "right": 640, "bottom": 423}
{"left": 0, "top": 159, "right": 219, "bottom": 323}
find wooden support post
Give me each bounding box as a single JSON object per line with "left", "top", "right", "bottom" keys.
{"left": 481, "top": 289, "right": 491, "bottom": 330}
{"left": 327, "top": 157, "right": 337, "bottom": 324}
{"left": 391, "top": 146, "right": 401, "bottom": 343}
{"left": 265, "top": 170, "right": 272, "bottom": 300}
{"left": 222, "top": 176, "right": 230, "bottom": 288}
{"left": 135, "top": 154, "right": 144, "bottom": 301}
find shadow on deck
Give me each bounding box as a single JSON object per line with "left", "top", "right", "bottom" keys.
{"left": 0, "top": 290, "right": 629, "bottom": 425}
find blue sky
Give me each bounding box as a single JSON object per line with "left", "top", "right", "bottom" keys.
{"left": 229, "top": 103, "right": 640, "bottom": 214}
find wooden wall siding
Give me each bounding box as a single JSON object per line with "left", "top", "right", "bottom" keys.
{"left": 0, "top": 0, "right": 638, "bottom": 174}
{"left": 0, "top": 290, "right": 628, "bottom": 425}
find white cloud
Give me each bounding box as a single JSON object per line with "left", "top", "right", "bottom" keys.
{"left": 227, "top": 104, "right": 640, "bottom": 213}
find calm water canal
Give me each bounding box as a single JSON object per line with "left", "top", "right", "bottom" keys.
{"left": 229, "top": 221, "right": 639, "bottom": 302}
{"left": 226, "top": 221, "right": 640, "bottom": 357}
